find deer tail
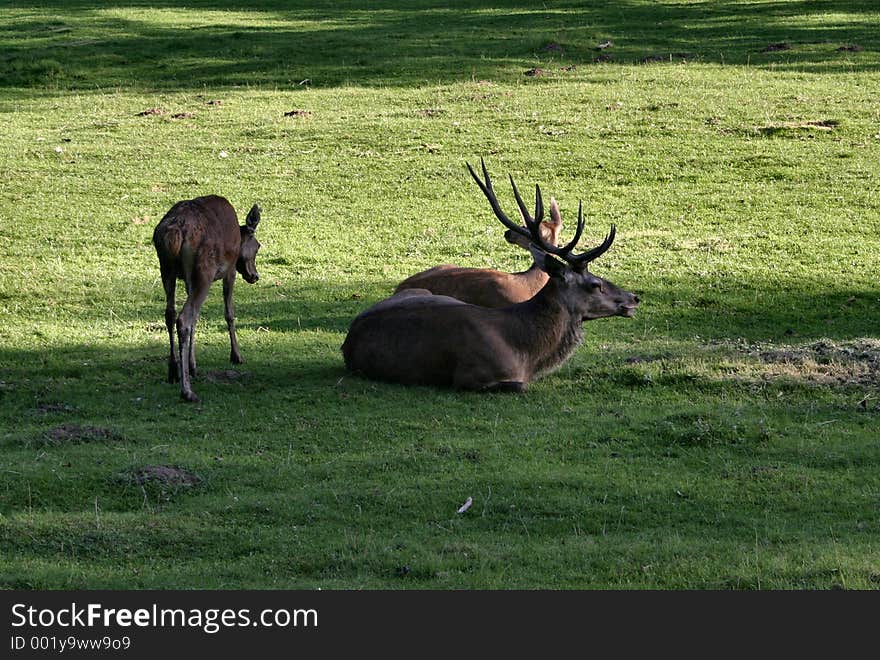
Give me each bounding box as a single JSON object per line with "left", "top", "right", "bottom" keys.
{"left": 154, "top": 223, "right": 183, "bottom": 257}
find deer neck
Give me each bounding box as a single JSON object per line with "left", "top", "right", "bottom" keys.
{"left": 507, "top": 280, "right": 584, "bottom": 377}
{"left": 511, "top": 264, "right": 550, "bottom": 300}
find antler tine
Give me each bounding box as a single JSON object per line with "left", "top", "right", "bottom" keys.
{"left": 508, "top": 175, "right": 545, "bottom": 232}
{"left": 570, "top": 223, "right": 617, "bottom": 265}
{"left": 535, "top": 200, "right": 615, "bottom": 267}
{"left": 556, "top": 200, "right": 585, "bottom": 255}
{"left": 534, "top": 184, "right": 544, "bottom": 224}
{"left": 467, "top": 158, "right": 532, "bottom": 241}
{"left": 525, "top": 199, "right": 584, "bottom": 260}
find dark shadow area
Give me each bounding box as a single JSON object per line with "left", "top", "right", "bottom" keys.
{"left": 73, "top": 270, "right": 880, "bottom": 342}
{"left": 1, "top": 0, "right": 878, "bottom": 91}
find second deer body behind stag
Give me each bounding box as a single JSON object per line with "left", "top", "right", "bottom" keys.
{"left": 394, "top": 194, "right": 564, "bottom": 307}
{"left": 153, "top": 195, "right": 262, "bottom": 402}
{"left": 342, "top": 160, "right": 640, "bottom": 392}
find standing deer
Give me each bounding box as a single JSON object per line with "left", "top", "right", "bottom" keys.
{"left": 342, "top": 160, "right": 640, "bottom": 392}
{"left": 153, "top": 195, "right": 262, "bottom": 402}
{"left": 394, "top": 185, "right": 564, "bottom": 307}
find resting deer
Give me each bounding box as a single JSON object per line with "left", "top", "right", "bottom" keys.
{"left": 342, "top": 160, "right": 640, "bottom": 392}
{"left": 394, "top": 187, "right": 564, "bottom": 307}
{"left": 153, "top": 195, "right": 262, "bottom": 402}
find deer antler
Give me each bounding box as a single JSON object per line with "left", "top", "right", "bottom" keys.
{"left": 468, "top": 158, "right": 615, "bottom": 267}
{"left": 467, "top": 158, "right": 543, "bottom": 240}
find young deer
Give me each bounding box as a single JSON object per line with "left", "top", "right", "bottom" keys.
{"left": 342, "top": 162, "right": 640, "bottom": 392}
{"left": 394, "top": 168, "right": 564, "bottom": 307}
{"left": 153, "top": 195, "right": 262, "bottom": 402}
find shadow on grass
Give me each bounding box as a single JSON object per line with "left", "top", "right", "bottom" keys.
{"left": 2, "top": 272, "right": 877, "bottom": 418}
{"left": 1, "top": 0, "right": 877, "bottom": 91}
{"left": 19, "top": 264, "right": 880, "bottom": 343}
{"left": 127, "top": 271, "right": 880, "bottom": 342}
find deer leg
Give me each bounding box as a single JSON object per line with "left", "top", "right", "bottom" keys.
{"left": 453, "top": 351, "right": 527, "bottom": 393}
{"left": 453, "top": 361, "right": 526, "bottom": 393}
{"left": 188, "top": 326, "right": 197, "bottom": 377}
{"left": 183, "top": 278, "right": 197, "bottom": 377}
{"left": 160, "top": 266, "right": 179, "bottom": 383}
{"left": 223, "top": 271, "right": 243, "bottom": 364}
{"left": 176, "top": 274, "right": 211, "bottom": 403}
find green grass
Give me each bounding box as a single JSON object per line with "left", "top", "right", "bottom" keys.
{"left": 1, "top": 0, "right": 879, "bottom": 589}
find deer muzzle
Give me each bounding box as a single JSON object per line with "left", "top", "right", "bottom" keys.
{"left": 618, "top": 294, "right": 640, "bottom": 317}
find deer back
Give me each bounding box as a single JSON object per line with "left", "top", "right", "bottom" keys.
{"left": 152, "top": 195, "right": 242, "bottom": 280}
{"left": 394, "top": 198, "right": 563, "bottom": 308}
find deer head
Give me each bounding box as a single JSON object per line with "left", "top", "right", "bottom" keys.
{"left": 237, "top": 204, "right": 262, "bottom": 284}
{"left": 468, "top": 157, "right": 639, "bottom": 320}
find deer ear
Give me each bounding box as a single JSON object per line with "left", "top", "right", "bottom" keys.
{"left": 548, "top": 197, "right": 562, "bottom": 227}
{"left": 528, "top": 243, "right": 567, "bottom": 280}
{"left": 245, "top": 204, "right": 261, "bottom": 231}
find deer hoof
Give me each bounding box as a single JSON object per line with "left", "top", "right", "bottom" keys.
{"left": 180, "top": 390, "right": 200, "bottom": 403}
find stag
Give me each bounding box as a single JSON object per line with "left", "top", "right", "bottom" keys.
{"left": 394, "top": 190, "right": 564, "bottom": 307}
{"left": 342, "top": 160, "right": 640, "bottom": 392}
{"left": 153, "top": 195, "right": 262, "bottom": 402}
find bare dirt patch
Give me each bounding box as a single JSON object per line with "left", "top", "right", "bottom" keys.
{"left": 757, "top": 119, "right": 839, "bottom": 135}
{"left": 136, "top": 107, "right": 165, "bottom": 116}
{"left": 45, "top": 424, "right": 119, "bottom": 445}
{"left": 123, "top": 465, "right": 202, "bottom": 488}
{"left": 836, "top": 44, "right": 863, "bottom": 52}
{"left": 754, "top": 340, "right": 880, "bottom": 387}
{"left": 524, "top": 67, "right": 545, "bottom": 77}
{"left": 171, "top": 112, "right": 195, "bottom": 119}
{"left": 283, "top": 109, "right": 312, "bottom": 118}
{"left": 762, "top": 42, "right": 791, "bottom": 52}
{"left": 416, "top": 108, "right": 444, "bottom": 118}
{"left": 640, "top": 53, "right": 695, "bottom": 64}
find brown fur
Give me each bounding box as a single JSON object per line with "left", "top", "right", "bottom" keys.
{"left": 343, "top": 248, "right": 639, "bottom": 392}
{"left": 153, "top": 195, "right": 262, "bottom": 402}
{"left": 395, "top": 199, "right": 564, "bottom": 307}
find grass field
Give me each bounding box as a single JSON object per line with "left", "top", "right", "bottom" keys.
{"left": 1, "top": 0, "right": 879, "bottom": 589}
